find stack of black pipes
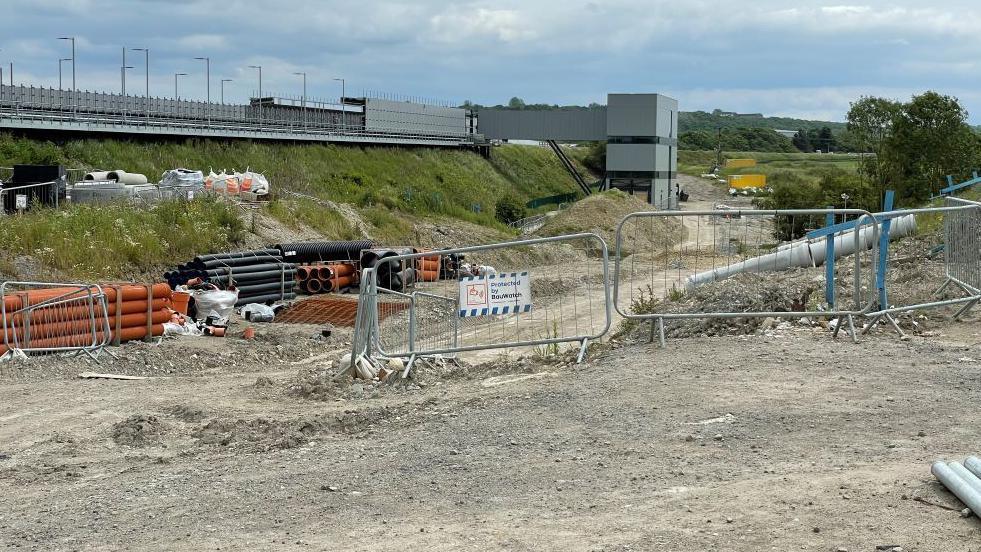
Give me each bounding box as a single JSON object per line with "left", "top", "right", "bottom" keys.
{"left": 274, "top": 240, "right": 374, "bottom": 264}
{"left": 164, "top": 249, "right": 297, "bottom": 307}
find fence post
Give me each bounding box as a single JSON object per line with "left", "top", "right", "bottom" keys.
{"left": 825, "top": 209, "right": 836, "bottom": 308}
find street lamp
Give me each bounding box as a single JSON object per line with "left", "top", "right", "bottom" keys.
{"left": 120, "top": 47, "right": 131, "bottom": 95}
{"left": 220, "top": 78, "right": 232, "bottom": 105}
{"left": 59, "top": 58, "right": 71, "bottom": 89}
{"left": 293, "top": 71, "right": 306, "bottom": 130}
{"left": 131, "top": 48, "right": 149, "bottom": 120}
{"left": 333, "top": 77, "right": 345, "bottom": 130}
{"left": 248, "top": 65, "right": 262, "bottom": 129}
{"left": 174, "top": 72, "right": 187, "bottom": 99}
{"left": 58, "top": 37, "right": 76, "bottom": 117}
{"left": 194, "top": 56, "right": 210, "bottom": 126}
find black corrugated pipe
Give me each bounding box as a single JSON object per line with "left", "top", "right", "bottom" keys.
{"left": 207, "top": 269, "right": 297, "bottom": 285}
{"left": 203, "top": 263, "right": 294, "bottom": 277}
{"left": 234, "top": 292, "right": 297, "bottom": 307}
{"left": 194, "top": 254, "right": 284, "bottom": 270}
{"left": 235, "top": 281, "right": 297, "bottom": 295}
{"left": 195, "top": 248, "right": 280, "bottom": 263}
{"left": 275, "top": 240, "right": 374, "bottom": 264}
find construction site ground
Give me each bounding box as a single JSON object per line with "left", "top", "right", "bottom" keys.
{"left": 3, "top": 175, "right": 980, "bottom": 550}
{"left": 1, "top": 322, "right": 980, "bottom": 551}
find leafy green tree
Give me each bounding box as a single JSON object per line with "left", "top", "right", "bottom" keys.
{"left": 507, "top": 97, "right": 526, "bottom": 109}
{"left": 884, "top": 92, "right": 979, "bottom": 202}
{"left": 582, "top": 141, "right": 607, "bottom": 173}
{"left": 495, "top": 195, "right": 528, "bottom": 225}
{"left": 846, "top": 96, "right": 901, "bottom": 199}
{"left": 792, "top": 128, "right": 813, "bottom": 152}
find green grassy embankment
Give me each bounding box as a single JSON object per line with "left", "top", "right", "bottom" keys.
{"left": 678, "top": 150, "right": 863, "bottom": 182}
{"left": 0, "top": 135, "right": 592, "bottom": 279}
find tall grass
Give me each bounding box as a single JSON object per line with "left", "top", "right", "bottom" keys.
{"left": 264, "top": 198, "right": 359, "bottom": 240}
{"left": 0, "top": 135, "right": 590, "bottom": 227}
{"left": 0, "top": 197, "right": 244, "bottom": 279}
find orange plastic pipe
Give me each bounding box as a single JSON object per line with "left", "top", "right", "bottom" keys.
{"left": 4, "top": 298, "right": 170, "bottom": 325}
{"left": 2, "top": 283, "right": 171, "bottom": 311}
{"left": 0, "top": 323, "right": 165, "bottom": 356}
{"left": 1, "top": 309, "right": 171, "bottom": 342}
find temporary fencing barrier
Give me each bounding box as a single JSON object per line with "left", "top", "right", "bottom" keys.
{"left": 862, "top": 198, "right": 981, "bottom": 330}
{"left": 349, "top": 233, "right": 612, "bottom": 376}
{"left": 0, "top": 282, "right": 112, "bottom": 359}
{"left": 0, "top": 180, "right": 62, "bottom": 213}
{"left": 614, "top": 209, "right": 880, "bottom": 345}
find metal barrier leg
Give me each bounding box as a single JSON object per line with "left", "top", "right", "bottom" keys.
{"left": 934, "top": 278, "right": 954, "bottom": 298}
{"left": 658, "top": 317, "right": 666, "bottom": 349}
{"left": 648, "top": 320, "right": 656, "bottom": 344}
{"left": 883, "top": 313, "right": 906, "bottom": 338}
{"left": 847, "top": 314, "right": 858, "bottom": 344}
{"left": 576, "top": 338, "right": 589, "bottom": 364}
{"left": 402, "top": 354, "right": 417, "bottom": 379}
{"left": 954, "top": 299, "right": 978, "bottom": 320}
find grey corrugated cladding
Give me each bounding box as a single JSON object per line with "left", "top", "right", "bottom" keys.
{"left": 607, "top": 93, "right": 677, "bottom": 137}
{"left": 476, "top": 107, "right": 608, "bottom": 140}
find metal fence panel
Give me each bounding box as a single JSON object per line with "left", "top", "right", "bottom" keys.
{"left": 945, "top": 197, "right": 981, "bottom": 294}
{"left": 613, "top": 209, "right": 880, "bottom": 342}
{"left": 861, "top": 201, "right": 981, "bottom": 325}
{"left": 0, "top": 282, "right": 112, "bottom": 359}
{"left": 354, "top": 233, "right": 611, "bottom": 366}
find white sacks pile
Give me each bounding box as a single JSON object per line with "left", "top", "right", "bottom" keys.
{"left": 204, "top": 169, "right": 270, "bottom": 196}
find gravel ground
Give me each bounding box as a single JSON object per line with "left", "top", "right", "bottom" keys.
{"left": 1, "top": 320, "right": 980, "bottom": 551}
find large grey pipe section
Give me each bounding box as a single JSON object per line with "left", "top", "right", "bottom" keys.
{"left": 965, "top": 456, "right": 981, "bottom": 480}
{"left": 687, "top": 214, "right": 917, "bottom": 288}
{"left": 932, "top": 460, "right": 981, "bottom": 518}
{"left": 106, "top": 170, "right": 149, "bottom": 185}
{"left": 83, "top": 171, "right": 110, "bottom": 181}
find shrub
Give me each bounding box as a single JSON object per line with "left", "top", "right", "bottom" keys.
{"left": 495, "top": 195, "right": 527, "bottom": 225}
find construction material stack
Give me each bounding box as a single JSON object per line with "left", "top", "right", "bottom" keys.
{"left": 164, "top": 249, "right": 296, "bottom": 307}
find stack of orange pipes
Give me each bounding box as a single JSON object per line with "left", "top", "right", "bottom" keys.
{"left": 296, "top": 263, "right": 359, "bottom": 294}
{"left": 0, "top": 283, "right": 173, "bottom": 355}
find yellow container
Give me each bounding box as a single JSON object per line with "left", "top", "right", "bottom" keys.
{"left": 728, "top": 174, "right": 766, "bottom": 189}
{"left": 725, "top": 158, "right": 757, "bottom": 169}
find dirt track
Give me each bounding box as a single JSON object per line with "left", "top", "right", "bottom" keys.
{"left": 1, "top": 320, "right": 980, "bottom": 551}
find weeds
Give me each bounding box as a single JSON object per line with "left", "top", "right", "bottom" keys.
{"left": 533, "top": 320, "right": 560, "bottom": 359}
{"left": 0, "top": 197, "right": 244, "bottom": 279}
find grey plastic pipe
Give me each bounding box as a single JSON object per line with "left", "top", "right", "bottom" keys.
{"left": 83, "top": 171, "right": 110, "bottom": 181}
{"left": 932, "top": 461, "right": 981, "bottom": 518}
{"left": 687, "top": 214, "right": 917, "bottom": 288}
{"left": 106, "top": 170, "right": 149, "bottom": 185}
{"left": 965, "top": 456, "right": 981, "bottom": 479}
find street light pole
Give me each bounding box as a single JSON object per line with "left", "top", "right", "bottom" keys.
{"left": 293, "top": 72, "right": 306, "bottom": 131}
{"left": 59, "top": 58, "right": 71, "bottom": 89}
{"left": 58, "top": 37, "right": 76, "bottom": 117}
{"left": 220, "top": 79, "right": 232, "bottom": 105}
{"left": 175, "top": 72, "right": 187, "bottom": 100}
{"left": 248, "top": 65, "right": 262, "bottom": 130}
{"left": 131, "top": 48, "right": 148, "bottom": 119}
{"left": 194, "top": 56, "right": 210, "bottom": 127}
{"left": 333, "top": 77, "right": 345, "bottom": 131}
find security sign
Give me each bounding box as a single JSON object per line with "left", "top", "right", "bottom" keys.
{"left": 459, "top": 272, "right": 532, "bottom": 317}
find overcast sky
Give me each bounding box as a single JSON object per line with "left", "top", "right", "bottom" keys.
{"left": 2, "top": 0, "right": 980, "bottom": 122}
